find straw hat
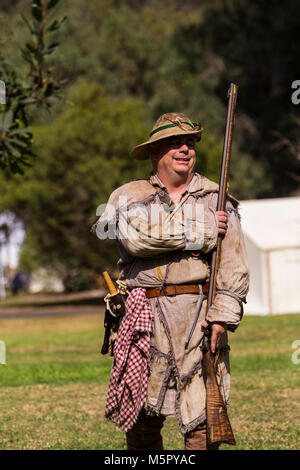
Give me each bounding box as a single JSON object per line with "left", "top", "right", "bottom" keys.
{"left": 131, "top": 112, "right": 203, "bottom": 160}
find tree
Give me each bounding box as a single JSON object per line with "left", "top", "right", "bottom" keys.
{"left": 0, "top": 82, "right": 150, "bottom": 290}
{"left": 0, "top": 0, "right": 67, "bottom": 174}
{"left": 199, "top": 0, "right": 300, "bottom": 197}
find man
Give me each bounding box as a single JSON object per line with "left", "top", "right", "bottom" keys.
{"left": 93, "top": 112, "right": 249, "bottom": 450}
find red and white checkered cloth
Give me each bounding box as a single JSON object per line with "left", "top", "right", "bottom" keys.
{"left": 104, "top": 288, "right": 153, "bottom": 432}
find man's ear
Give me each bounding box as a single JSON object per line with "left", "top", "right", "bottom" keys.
{"left": 149, "top": 143, "right": 160, "bottom": 170}
{"left": 149, "top": 143, "right": 156, "bottom": 154}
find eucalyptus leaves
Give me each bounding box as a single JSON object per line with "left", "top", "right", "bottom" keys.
{"left": 0, "top": 0, "right": 66, "bottom": 174}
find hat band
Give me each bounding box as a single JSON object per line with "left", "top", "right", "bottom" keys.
{"left": 150, "top": 121, "right": 195, "bottom": 137}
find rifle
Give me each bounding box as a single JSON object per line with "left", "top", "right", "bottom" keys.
{"left": 202, "top": 82, "right": 238, "bottom": 446}
{"left": 101, "top": 271, "right": 126, "bottom": 356}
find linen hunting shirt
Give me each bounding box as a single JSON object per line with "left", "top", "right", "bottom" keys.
{"left": 94, "top": 172, "right": 249, "bottom": 434}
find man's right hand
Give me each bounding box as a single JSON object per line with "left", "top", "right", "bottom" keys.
{"left": 215, "top": 211, "right": 228, "bottom": 235}
{"left": 201, "top": 320, "right": 227, "bottom": 353}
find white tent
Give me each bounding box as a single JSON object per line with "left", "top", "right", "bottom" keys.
{"left": 239, "top": 197, "right": 300, "bottom": 315}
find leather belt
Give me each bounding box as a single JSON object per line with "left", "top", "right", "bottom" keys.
{"left": 146, "top": 283, "right": 209, "bottom": 299}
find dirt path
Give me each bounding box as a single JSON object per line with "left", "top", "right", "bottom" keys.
{"left": 0, "top": 290, "right": 106, "bottom": 319}
{"left": 0, "top": 304, "right": 105, "bottom": 319}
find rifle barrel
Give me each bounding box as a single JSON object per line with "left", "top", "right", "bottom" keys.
{"left": 207, "top": 83, "right": 238, "bottom": 310}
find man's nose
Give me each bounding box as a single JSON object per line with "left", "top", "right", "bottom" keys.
{"left": 179, "top": 143, "right": 189, "bottom": 152}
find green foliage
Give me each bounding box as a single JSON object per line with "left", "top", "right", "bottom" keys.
{"left": 198, "top": 0, "right": 300, "bottom": 196}
{"left": 0, "top": 56, "right": 35, "bottom": 173}
{"left": 195, "top": 127, "right": 268, "bottom": 200}
{"left": 0, "top": 82, "right": 150, "bottom": 288}
{"left": 0, "top": 0, "right": 67, "bottom": 174}
{"left": 20, "top": 0, "right": 67, "bottom": 93}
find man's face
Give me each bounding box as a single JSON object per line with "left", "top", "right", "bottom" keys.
{"left": 149, "top": 135, "right": 197, "bottom": 178}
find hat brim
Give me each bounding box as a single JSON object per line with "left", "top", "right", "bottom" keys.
{"left": 131, "top": 127, "right": 202, "bottom": 161}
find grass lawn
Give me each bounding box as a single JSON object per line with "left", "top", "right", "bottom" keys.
{"left": 0, "top": 311, "right": 299, "bottom": 450}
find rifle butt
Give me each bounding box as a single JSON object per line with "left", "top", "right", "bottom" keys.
{"left": 203, "top": 349, "right": 236, "bottom": 446}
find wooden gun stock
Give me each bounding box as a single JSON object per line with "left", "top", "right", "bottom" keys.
{"left": 103, "top": 271, "right": 118, "bottom": 295}
{"left": 203, "top": 83, "right": 238, "bottom": 446}
{"left": 202, "top": 337, "right": 235, "bottom": 445}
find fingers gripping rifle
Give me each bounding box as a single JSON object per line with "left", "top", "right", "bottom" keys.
{"left": 202, "top": 83, "right": 238, "bottom": 446}
{"left": 101, "top": 271, "right": 128, "bottom": 356}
